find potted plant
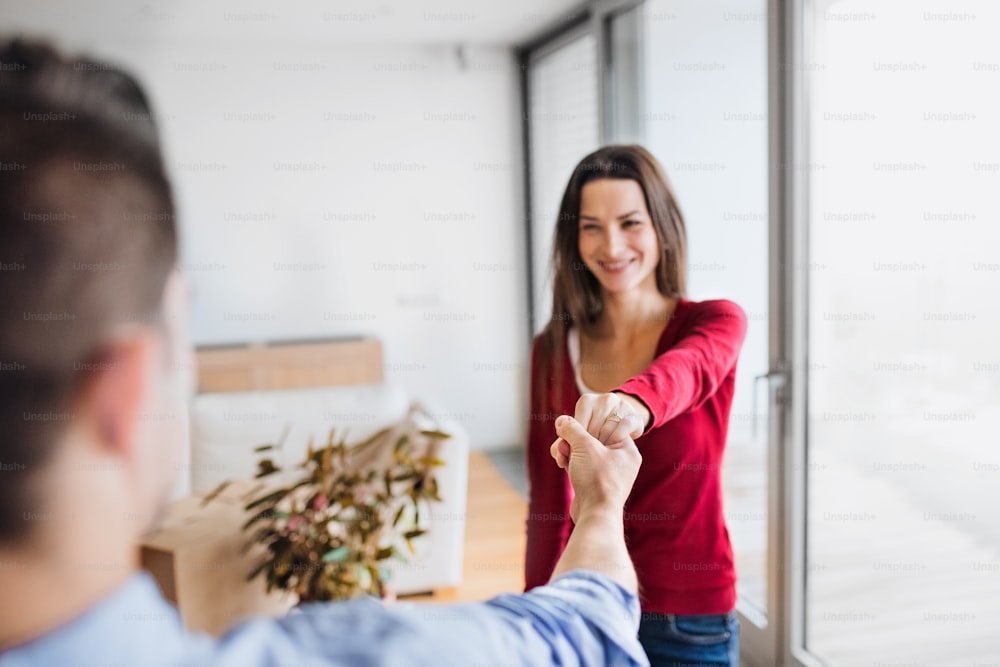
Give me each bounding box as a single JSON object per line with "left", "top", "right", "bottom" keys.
{"left": 209, "top": 408, "right": 448, "bottom": 602}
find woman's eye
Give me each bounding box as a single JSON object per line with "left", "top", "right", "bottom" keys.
{"left": 623, "top": 219, "right": 641, "bottom": 227}
{"left": 580, "top": 223, "right": 600, "bottom": 231}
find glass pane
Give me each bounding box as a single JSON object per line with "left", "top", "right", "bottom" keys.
{"left": 607, "top": 5, "right": 643, "bottom": 143}
{"left": 806, "top": 1, "right": 1000, "bottom": 663}
{"left": 641, "top": 0, "right": 770, "bottom": 617}
{"left": 528, "top": 32, "right": 601, "bottom": 333}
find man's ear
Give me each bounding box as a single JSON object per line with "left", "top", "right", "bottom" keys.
{"left": 76, "top": 330, "right": 159, "bottom": 460}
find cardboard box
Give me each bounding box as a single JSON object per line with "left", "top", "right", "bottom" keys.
{"left": 140, "top": 481, "right": 295, "bottom": 636}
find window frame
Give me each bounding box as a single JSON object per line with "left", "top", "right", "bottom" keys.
{"left": 516, "top": 0, "right": 644, "bottom": 336}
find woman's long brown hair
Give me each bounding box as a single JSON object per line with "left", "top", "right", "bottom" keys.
{"left": 536, "top": 144, "right": 688, "bottom": 410}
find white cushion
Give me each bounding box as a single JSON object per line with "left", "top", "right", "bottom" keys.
{"left": 190, "top": 382, "right": 409, "bottom": 494}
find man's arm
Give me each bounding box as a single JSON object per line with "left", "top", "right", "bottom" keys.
{"left": 548, "top": 415, "right": 641, "bottom": 594}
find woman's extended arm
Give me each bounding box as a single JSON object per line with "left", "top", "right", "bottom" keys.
{"left": 576, "top": 300, "right": 748, "bottom": 443}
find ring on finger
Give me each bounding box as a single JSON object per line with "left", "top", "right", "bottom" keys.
{"left": 606, "top": 410, "right": 626, "bottom": 423}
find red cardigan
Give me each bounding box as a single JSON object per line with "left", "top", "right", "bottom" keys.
{"left": 525, "top": 298, "right": 747, "bottom": 615}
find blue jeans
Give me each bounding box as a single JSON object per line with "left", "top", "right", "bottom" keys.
{"left": 638, "top": 611, "right": 739, "bottom": 667}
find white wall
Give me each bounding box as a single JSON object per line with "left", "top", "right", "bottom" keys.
{"left": 3, "top": 28, "right": 530, "bottom": 449}
{"left": 162, "top": 43, "right": 528, "bottom": 450}
{"left": 168, "top": 45, "right": 526, "bottom": 454}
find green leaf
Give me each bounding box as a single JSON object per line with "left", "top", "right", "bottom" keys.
{"left": 255, "top": 459, "right": 280, "bottom": 478}
{"left": 418, "top": 429, "right": 452, "bottom": 440}
{"left": 391, "top": 504, "right": 407, "bottom": 528}
{"left": 243, "top": 508, "right": 281, "bottom": 530}
{"left": 243, "top": 527, "right": 279, "bottom": 553}
{"left": 322, "top": 546, "right": 351, "bottom": 563}
{"left": 200, "top": 480, "right": 231, "bottom": 507}
{"left": 426, "top": 477, "right": 442, "bottom": 502}
{"left": 352, "top": 426, "right": 391, "bottom": 452}
{"left": 418, "top": 456, "right": 447, "bottom": 467}
{"left": 245, "top": 487, "right": 291, "bottom": 511}
{"left": 246, "top": 557, "right": 270, "bottom": 582}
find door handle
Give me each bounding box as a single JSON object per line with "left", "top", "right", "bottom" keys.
{"left": 752, "top": 370, "right": 787, "bottom": 439}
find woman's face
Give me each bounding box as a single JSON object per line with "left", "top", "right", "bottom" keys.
{"left": 577, "top": 178, "right": 660, "bottom": 296}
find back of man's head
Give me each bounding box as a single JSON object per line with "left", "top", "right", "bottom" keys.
{"left": 0, "top": 38, "right": 178, "bottom": 543}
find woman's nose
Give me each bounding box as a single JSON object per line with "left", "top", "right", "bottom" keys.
{"left": 604, "top": 227, "right": 626, "bottom": 255}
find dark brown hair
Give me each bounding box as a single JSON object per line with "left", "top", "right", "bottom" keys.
{"left": 0, "top": 39, "right": 177, "bottom": 542}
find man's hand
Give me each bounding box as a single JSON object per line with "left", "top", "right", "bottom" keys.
{"left": 573, "top": 392, "right": 651, "bottom": 446}
{"left": 550, "top": 415, "right": 641, "bottom": 523}
{"left": 548, "top": 415, "right": 641, "bottom": 593}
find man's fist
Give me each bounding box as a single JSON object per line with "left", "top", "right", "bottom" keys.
{"left": 550, "top": 415, "right": 641, "bottom": 522}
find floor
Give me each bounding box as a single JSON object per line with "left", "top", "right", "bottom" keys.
{"left": 485, "top": 447, "right": 529, "bottom": 499}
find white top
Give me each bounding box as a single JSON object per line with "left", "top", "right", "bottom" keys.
{"left": 567, "top": 328, "right": 597, "bottom": 395}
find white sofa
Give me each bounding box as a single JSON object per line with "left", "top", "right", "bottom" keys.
{"left": 178, "top": 340, "right": 469, "bottom": 597}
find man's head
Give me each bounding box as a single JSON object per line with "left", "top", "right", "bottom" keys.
{"left": 0, "top": 38, "right": 188, "bottom": 547}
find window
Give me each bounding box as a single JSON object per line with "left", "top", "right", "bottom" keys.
{"left": 525, "top": 29, "right": 601, "bottom": 333}
{"left": 804, "top": 1, "right": 1000, "bottom": 663}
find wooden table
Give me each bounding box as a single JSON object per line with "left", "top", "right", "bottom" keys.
{"left": 405, "top": 451, "right": 528, "bottom": 603}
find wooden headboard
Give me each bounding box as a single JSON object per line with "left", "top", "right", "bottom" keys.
{"left": 195, "top": 337, "right": 383, "bottom": 393}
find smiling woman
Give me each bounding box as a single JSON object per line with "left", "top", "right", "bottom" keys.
{"left": 525, "top": 144, "right": 747, "bottom": 667}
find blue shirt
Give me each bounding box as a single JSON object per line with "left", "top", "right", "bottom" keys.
{"left": 0, "top": 570, "right": 648, "bottom": 666}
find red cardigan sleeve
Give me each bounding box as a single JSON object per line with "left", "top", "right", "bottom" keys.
{"left": 524, "top": 335, "right": 575, "bottom": 590}
{"left": 617, "top": 299, "right": 748, "bottom": 430}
